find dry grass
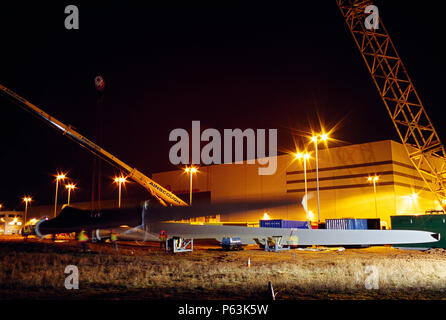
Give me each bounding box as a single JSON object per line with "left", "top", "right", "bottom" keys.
{"left": 2, "top": 236, "right": 446, "bottom": 299}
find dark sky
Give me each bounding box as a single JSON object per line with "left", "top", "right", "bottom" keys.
{"left": 1, "top": 1, "right": 445, "bottom": 209}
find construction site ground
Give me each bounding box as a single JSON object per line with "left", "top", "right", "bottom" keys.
{"left": 1, "top": 235, "right": 446, "bottom": 300}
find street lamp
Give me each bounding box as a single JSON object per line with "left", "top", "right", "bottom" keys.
{"left": 311, "top": 133, "right": 329, "bottom": 223}
{"left": 65, "top": 184, "right": 76, "bottom": 205}
{"left": 54, "top": 173, "right": 66, "bottom": 217}
{"left": 368, "top": 175, "right": 379, "bottom": 218}
{"left": 185, "top": 166, "right": 198, "bottom": 205}
{"left": 23, "top": 197, "right": 32, "bottom": 225}
{"left": 114, "top": 176, "right": 127, "bottom": 208}
{"left": 295, "top": 151, "right": 311, "bottom": 221}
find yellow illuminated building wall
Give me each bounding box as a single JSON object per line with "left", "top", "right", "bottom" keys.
{"left": 153, "top": 140, "right": 441, "bottom": 228}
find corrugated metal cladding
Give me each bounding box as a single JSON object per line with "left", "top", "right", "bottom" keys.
{"left": 326, "top": 219, "right": 348, "bottom": 229}
{"left": 260, "top": 219, "right": 309, "bottom": 229}
{"left": 326, "top": 219, "right": 368, "bottom": 230}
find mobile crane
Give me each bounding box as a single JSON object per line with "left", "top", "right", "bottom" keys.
{"left": 0, "top": 84, "right": 188, "bottom": 208}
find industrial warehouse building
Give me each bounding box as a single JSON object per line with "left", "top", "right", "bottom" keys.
{"left": 153, "top": 140, "right": 441, "bottom": 228}
{"left": 7, "top": 139, "right": 441, "bottom": 231}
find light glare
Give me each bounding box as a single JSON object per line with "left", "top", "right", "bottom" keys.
{"left": 114, "top": 176, "right": 127, "bottom": 184}
{"left": 185, "top": 166, "right": 198, "bottom": 174}
{"left": 23, "top": 197, "right": 32, "bottom": 203}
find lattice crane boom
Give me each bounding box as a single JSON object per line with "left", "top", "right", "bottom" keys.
{"left": 337, "top": 0, "right": 446, "bottom": 209}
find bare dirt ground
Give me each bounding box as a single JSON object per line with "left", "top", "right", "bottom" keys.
{"left": 2, "top": 235, "right": 446, "bottom": 300}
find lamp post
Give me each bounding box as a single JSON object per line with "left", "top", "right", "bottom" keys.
{"left": 54, "top": 174, "right": 66, "bottom": 217}
{"left": 114, "top": 176, "right": 127, "bottom": 208}
{"left": 185, "top": 166, "right": 198, "bottom": 205}
{"left": 368, "top": 175, "right": 379, "bottom": 218}
{"left": 65, "top": 184, "right": 76, "bottom": 205}
{"left": 311, "top": 133, "right": 329, "bottom": 223}
{"left": 296, "top": 152, "right": 311, "bottom": 221}
{"left": 23, "top": 197, "right": 32, "bottom": 225}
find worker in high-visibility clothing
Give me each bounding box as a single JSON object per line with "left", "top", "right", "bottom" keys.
{"left": 22, "top": 226, "right": 30, "bottom": 242}
{"left": 110, "top": 230, "right": 118, "bottom": 251}
{"left": 159, "top": 230, "right": 167, "bottom": 250}
{"left": 77, "top": 229, "right": 89, "bottom": 253}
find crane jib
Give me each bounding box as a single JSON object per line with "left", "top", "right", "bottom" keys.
{"left": 73, "top": 134, "right": 101, "bottom": 153}
{"left": 148, "top": 181, "right": 184, "bottom": 205}
{"left": 0, "top": 83, "right": 187, "bottom": 207}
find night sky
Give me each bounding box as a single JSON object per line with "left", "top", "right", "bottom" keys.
{"left": 1, "top": 1, "right": 445, "bottom": 209}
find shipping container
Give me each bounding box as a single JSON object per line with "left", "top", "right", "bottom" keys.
{"left": 367, "top": 219, "right": 381, "bottom": 230}
{"left": 326, "top": 218, "right": 368, "bottom": 230}
{"left": 326, "top": 219, "right": 348, "bottom": 229}
{"left": 391, "top": 215, "right": 446, "bottom": 248}
{"left": 352, "top": 219, "right": 368, "bottom": 230}
{"left": 259, "top": 219, "right": 309, "bottom": 229}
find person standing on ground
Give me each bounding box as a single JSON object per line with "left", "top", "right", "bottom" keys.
{"left": 77, "top": 229, "right": 89, "bottom": 253}
{"left": 110, "top": 230, "right": 118, "bottom": 251}
{"left": 159, "top": 230, "right": 167, "bottom": 250}
{"left": 22, "top": 226, "right": 30, "bottom": 242}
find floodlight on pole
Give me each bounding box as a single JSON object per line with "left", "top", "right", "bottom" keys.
{"left": 23, "top": 196, "right": 32, "bottom": 225}
{"left": 368, "top": 175, "right": 379, "bottom": 218}
{"left": 320, "top": 133, "right": 329, "bottom": 141}
{"left": 114, "top": 176, "right": 127, "bottom": 208}
{"left": 54, "top": 173, "right": 66, "bottom": 217}
{"left": 295, "top": 151, "right": 311, "bottom": 221}
{"left": 65, "top": 183, "right": 76, "bottom": 205}
{"left": 311, "top": 133, "right": 330, "bottom": 223}
{"left": 185, "top": 166, "right": 198, "bottom": 205}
